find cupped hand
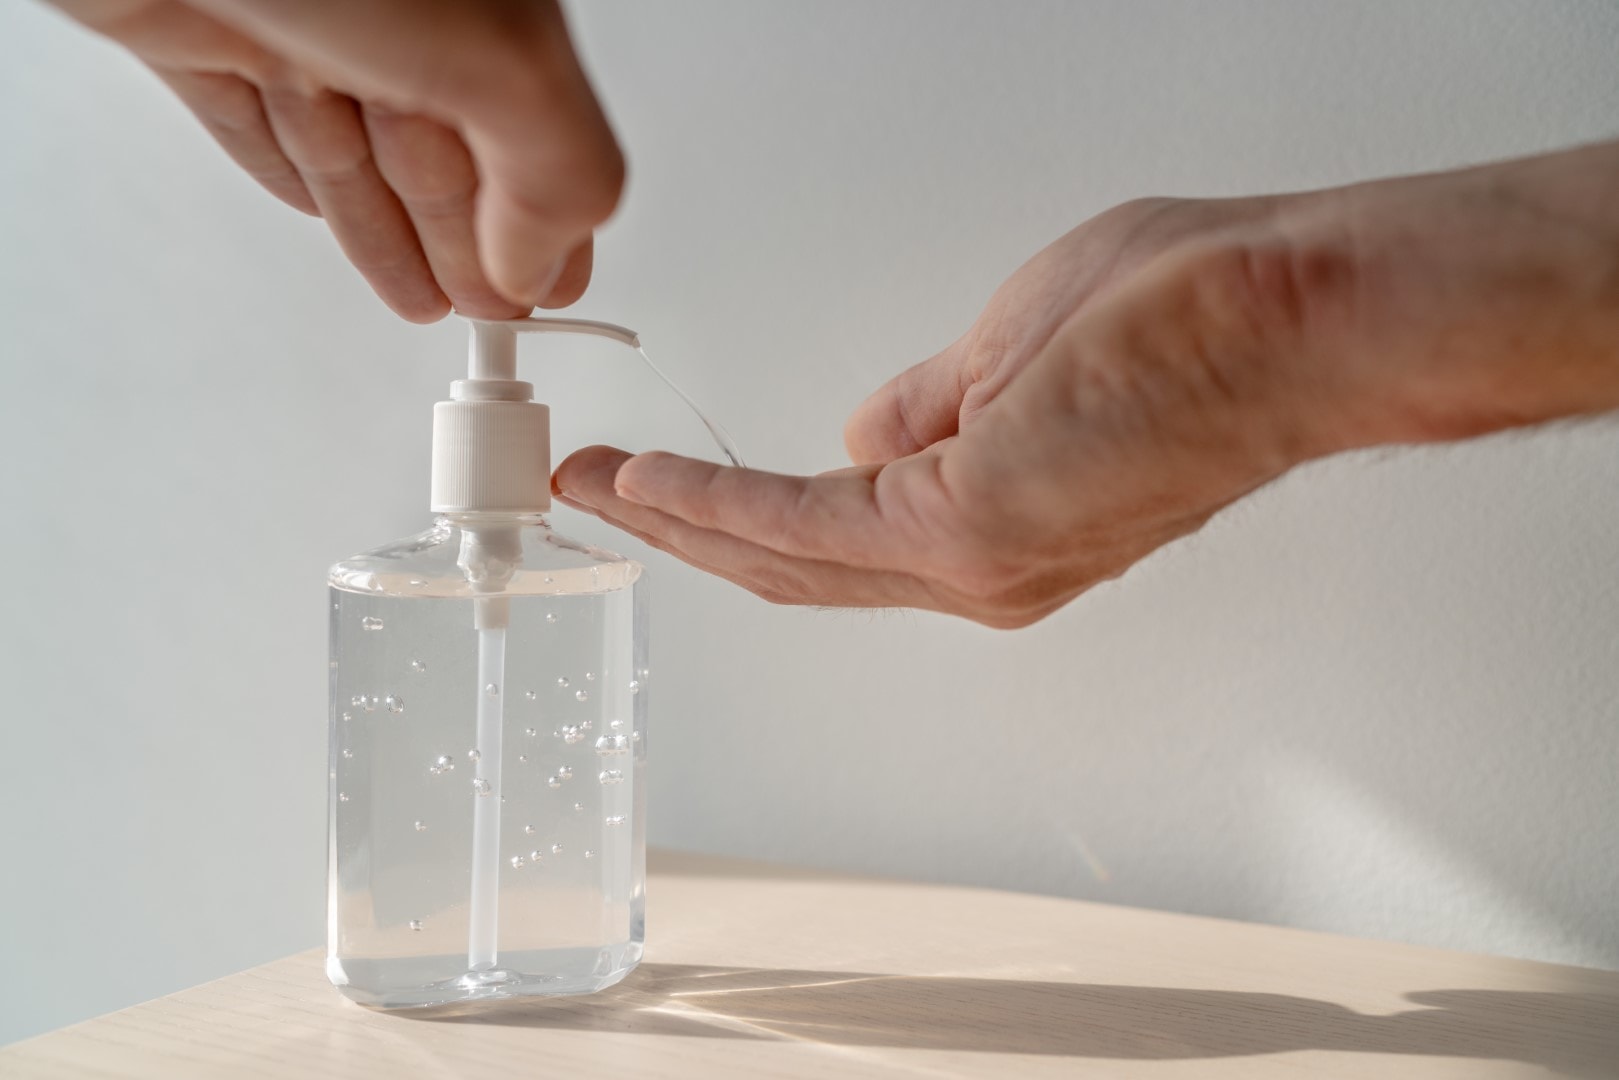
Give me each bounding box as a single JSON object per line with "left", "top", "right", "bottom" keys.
{"left": 554, "top": 143, "right": 1619, "bottom": 627}
{"left": 56, "top": 0, "right": 625, "bottom": 319}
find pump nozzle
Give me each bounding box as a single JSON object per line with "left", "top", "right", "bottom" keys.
{"left": 466, "top": 317, "right": 641, "bottom": 382}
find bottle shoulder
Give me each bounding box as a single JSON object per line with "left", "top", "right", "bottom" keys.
{"left": 329, "top": 519, "right": 642, "bottom": 598}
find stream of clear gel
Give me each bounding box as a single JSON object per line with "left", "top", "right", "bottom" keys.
{"left": 628, "top": 346, "right": 747, "bottom": 466}
{"left": 634, "top": 345, "right": 746, "bottom": 468}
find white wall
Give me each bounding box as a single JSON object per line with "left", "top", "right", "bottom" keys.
{"left": 3, "top": 0, "right": 1618, "bottom": 1045}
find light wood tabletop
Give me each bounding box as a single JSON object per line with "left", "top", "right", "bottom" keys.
{"left": 5, "top": 850, "right": 1615, "bottom": 1078}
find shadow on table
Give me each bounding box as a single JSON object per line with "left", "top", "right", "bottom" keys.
{"left": 414, "top": 963, "right": 1619, "bottom": 1075}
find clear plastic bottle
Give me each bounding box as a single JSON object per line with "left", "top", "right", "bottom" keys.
{"left": 326, "top": 318, "right": 650, "bottom": 1008}
{"left": 327, "top": 515, "right": 646, "bottom": 1007}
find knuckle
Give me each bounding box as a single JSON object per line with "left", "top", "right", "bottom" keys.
{"left": 498, "top": 153, "right": 622, "bottom": 231}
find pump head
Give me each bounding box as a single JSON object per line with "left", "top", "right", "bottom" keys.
{"left": 430, "top": 316, "right": 640, "bottom": 515}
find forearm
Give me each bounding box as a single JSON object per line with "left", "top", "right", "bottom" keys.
{"left": 1289, "top": 139, "right": 1619, "bottom": 455}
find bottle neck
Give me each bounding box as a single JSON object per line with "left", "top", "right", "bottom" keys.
{"left": 437, "top": 511, "right": 550, "bottom": 530}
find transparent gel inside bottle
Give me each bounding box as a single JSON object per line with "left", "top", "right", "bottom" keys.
{"left": 326, "top": 512, "right": 646, "bottom": 1008}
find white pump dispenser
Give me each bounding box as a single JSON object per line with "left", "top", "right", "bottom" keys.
{"left": 430, "top": 317, "right": 642, "bottom": 516}
{"left": 326, "top": 315, "right": 736, "bottom": 1008}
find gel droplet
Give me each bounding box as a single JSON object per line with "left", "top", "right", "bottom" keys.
{"left": 338, "top": 792, "right": 350, "bottom": 802}
{"left": 385, "top": 695, "right": 404, "bottom": 714}
{"left": 575, "top": 690, "right": 589, "bottom": 702}
{"left": 547, "top": 775, "right": 561, "bottom": 789}
{"left": 408, "top": 579, "right": 428, "bottom": 589}
{"left": 510, "top": 855, "right": 526, "bottom": 870}
{"left": 525, "top": 727, "right": 537, "bottom": 738}
{"left": 595, "top": 735, "right": 628, "bottom": 755}
{"left": 517, "top": 754, "right": 528, "bottom": 764}
{"left": 529, "top": 849, "right": 543, "bottom": 863}
{"left": 341, "top": 748, "right": 353, "bottom": 760}
{"left": 361, "top": 616, "right": 384, "bottom": 631}
{"left": 628, "top": 680, "right": 641, "bottom": 696}
{"left": 584, "top": 671, "right": 596, "bottom": 682}
{"left": 525, "top": 689, "right": 538, "bottom": 701}
{"left": 583, "top": 849, "right": 596, "bottom": 859}
{"left": 485, "top": 683, "right": 500, "bottom": 698}
{"left": 414, "top": 820, "right": 427, "bottom": 832}
{"left": 467, "top": 748, "right": 480, "bottom": 763}
{"left": 433, "top": 754, "right": 454, "bottom": 773}
{"left": 557, "top": 766, "right": 573, "bottom": 780}
{"left": 551, "top": 843, "right": 564, "bottom": 855}
{"left": 472, "top": 778, "right": 492, "bottom": 797}
{"left": 609, "top": 718, "right": 625, "bottom": 732}
{"left": 605, "top": 815, "right": 625, "bottom": 827}
{"left": 341, "top": 711, "right": 354, "bottom": 723}
{"left": 557, "top": 676, "right": 570, "bottom": 689}
{"left": 523, "top": 824, "right": 536, "bottom": 835}
{"left": 572, "top": 802, "right": 584, "bottom": 813}
{"left": 410, "top": 659, "right": 427, "bottom": 674}
{"left": 561, "top": 725, "right": 584, "bottom": 745}
{"left": 408, "top": 919, "right": 423, "bottom": 931}
{"left": 544, "top": 612, "right": 558, "bottom": 624}
{"left": 599, "top": 769, "right": 624, "bottom": 785}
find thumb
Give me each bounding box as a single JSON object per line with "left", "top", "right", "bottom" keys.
{"left": 843, "top": 342, "right": 975, "bottom": 466}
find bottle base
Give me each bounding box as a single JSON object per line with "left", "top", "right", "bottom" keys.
{"left": 327, "top": 941, "right": 643, "bottom": 1009}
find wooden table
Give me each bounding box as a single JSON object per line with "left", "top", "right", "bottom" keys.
{"left": 5, "top": 851, "right": 1616, "bottom": 1078}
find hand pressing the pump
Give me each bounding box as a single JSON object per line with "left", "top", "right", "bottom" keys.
{"left": 52, "top": 0, "right": 623, "bottom": 319}
{"left": 554, "top": 141, "right": 1619, "bottom": 627}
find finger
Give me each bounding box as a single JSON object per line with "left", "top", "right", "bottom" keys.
{"left": 260, "top": 79, "right": 447, "bottom": 322}
{"left": 554, "top": 447, "right": 943, "bottom": 611}
{"left": 607, "top": 450, "right": 947, "bottom": 573}
{"left": 156, "top": 69, "right": 318, "bottom": 215}
{"left": 538, "top": 238, "right": 595, "bottom": 310}
{"left": 191, "top": 0, "right": 625, "bottom": 307}
{"left": 843, "top": 343, "right": 974, "bottom": 465}
{"left": 362, "top": 105, "right": 525, "bottom": 319}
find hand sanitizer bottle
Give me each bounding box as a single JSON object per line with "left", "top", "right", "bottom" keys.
{"left": 326, "top": 317, "right": 649, "bottom": 1008}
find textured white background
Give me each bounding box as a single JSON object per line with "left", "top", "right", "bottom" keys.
{"left": 3, "top": 0, "right": 1618, "bottom": 1045}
